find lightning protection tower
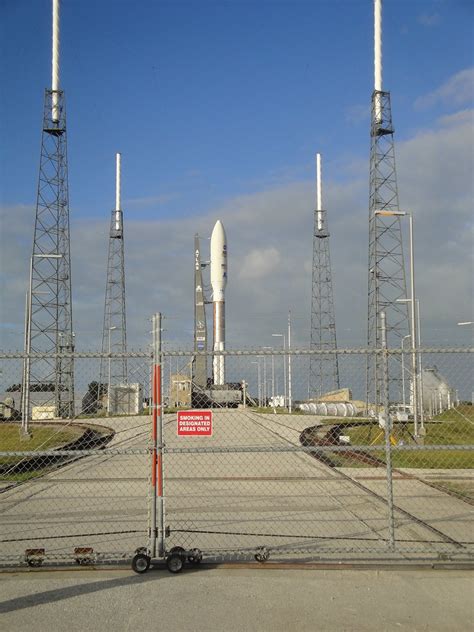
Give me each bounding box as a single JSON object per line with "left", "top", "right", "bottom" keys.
{"left": 367, "top": 0, "right": 409, "bottom": 412}
{"left": 21, "top": 0, "right": 74, "bottom": 424}
{"left": 309, "top": 153, "right": 340, "bottom": 398}
{"left": 99, "top": 153, "right": 128, "bottom": 406}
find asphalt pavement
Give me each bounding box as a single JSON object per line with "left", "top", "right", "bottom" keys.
{"left": 0, "top": 565, "right": 473, "bottom": 631}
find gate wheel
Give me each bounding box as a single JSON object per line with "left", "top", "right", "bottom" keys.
{"left": 255, "top": 547, "right": 270, "bottom": 563}
{"left": 134, "top": 546, "right": 148, "bottom": 556}
{"left": 26, "top": 558, "right": 43, "bottom": 568}
{"left": 188, "top": 548, "right": 203, "bottom": 565}
{"left": 169, "top": 546, "right": 186, "bottom": 555}
{"left": 166, "top": 553, "right": 184, "bottom": 573}
{"left": 131, "top": 553, "right": 151, "bottom": 574}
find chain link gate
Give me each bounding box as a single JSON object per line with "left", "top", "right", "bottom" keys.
{"left": 0, "top": 342, "right": 472, "bottom": 569}
{"left": 0, "top": 351, "right": 154, "bottom": 567}
{"left": 151, "top": 345, "right": 473, "bottom": 569}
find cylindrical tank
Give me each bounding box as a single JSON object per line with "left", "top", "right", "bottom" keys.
{"left": 298, "top": 401, "right": 358, "bottom": 417}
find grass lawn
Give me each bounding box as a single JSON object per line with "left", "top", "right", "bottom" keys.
{"left": 0, "top": 424, "right": 84, "bottom": 481}
{"left": 324, "top": 406, "right": 474, "bottom": 469}
{"left": 0, "top": 423, "right": 83, "bottom": 454}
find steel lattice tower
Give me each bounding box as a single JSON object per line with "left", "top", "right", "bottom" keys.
{"left": 309, "top": 154, "right": 339, "bottom": 398}
{"left": 21, "top": 1, "right": 75, "bottom": 424}
{"left": 23, "top": 89, "right": 75, "bottom": 419}
{"left": 366, "top": 0, "right": 409, "bottom": 412}
{"left": 99, "top": 153, "right": 128, "bottom": 401}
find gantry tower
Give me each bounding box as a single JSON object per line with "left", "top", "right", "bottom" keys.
{"left": 309, "top": 153, "right": 339, "bottom": 398}
{"left": 367, "top": 0, "right": 409, "bottom": 411}
{"left": 99, "top": 153, "right": 128, "bottom": 399}
{"left": 192, "top": 234, "right": 209, "bottom": 390}
{"left": 22, "top": 0, "right": 74, "bottom": 423}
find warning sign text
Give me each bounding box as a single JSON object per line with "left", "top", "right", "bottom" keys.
{"left": 177, "top": 410, "right": 213, "bottom": 436}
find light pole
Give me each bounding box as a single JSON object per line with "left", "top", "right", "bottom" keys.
{"left": 401, "top": 334, "right": 411, "bottom": 409}
{"left": 288, "top": 311, "right": 292, "bottom": 414}
{"left": 398, "top": 298, "right": 424, "bottom": 432}
{"left": 263, "top": 347, "right": 273, "bottom": 406}
{"left": 376, "top": 209, "right": 418, "bottom": 436}
{"left": 416, "top": 300, "right": 424, "bottom": 429}
{"left": 270, "top": 349, "right": 275, "bottom": 400}
{"left": 251, "top": 360, "right": 262, "bottom": 408}
{"left": 272, "top": 333, "right": 286, "bottom": 409}
{"left": 107, "top": 326, "right": 117, "bottom": 415}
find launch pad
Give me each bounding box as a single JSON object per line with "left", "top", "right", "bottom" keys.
{"left": 192, "top": 381, "right": 243, "bottom": 409}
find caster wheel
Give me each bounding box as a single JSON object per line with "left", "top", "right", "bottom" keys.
{"left": 75, "top": 557, "right": 93, "bottom": 566}
{"left": 134, "top": 546, "right": 148, "bottom": 556}
{"left": 188, "top": 548, "right": 202, "bottom": 565}
{"left": 166, "top": 553, "right": 184, "bottom": 573}
{"left": 255, "top": 547, "right": 270, "bottom": 563}
{"left": 26, "top": 559, "right": 43, "bottom": 568}
{"left": 169, "top": 546, "right": 185, "bottom": 555}
{"left": 132, "top": 553, "right": 151, "bottom": 574}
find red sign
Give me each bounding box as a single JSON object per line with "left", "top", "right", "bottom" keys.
{"left": 177, "top": 410, "right": 213, "bottom": 436}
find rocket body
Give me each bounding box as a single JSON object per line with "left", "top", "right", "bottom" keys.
{"left": 210, "top": 220, "right": 227, "bottom": 385}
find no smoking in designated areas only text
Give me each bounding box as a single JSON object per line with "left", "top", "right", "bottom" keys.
{"left": 177, "top": 410, "right": 213, "bottom": 436}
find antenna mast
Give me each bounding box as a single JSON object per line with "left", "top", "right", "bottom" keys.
{"left": 367, "top": 0, "right": 409, "bottom": 412}
{"left": 21, "top": 0, "right": 75, "bottom": 427}
{"left": 309, "top": 153, "right": 340, "bottom": 398}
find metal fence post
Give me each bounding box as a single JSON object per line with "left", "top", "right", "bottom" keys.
{"left": 151, "top": 313, "right": 165, "bottom": 558}
{"left": 380, "top": 311, "right": 396, "bottom": 550}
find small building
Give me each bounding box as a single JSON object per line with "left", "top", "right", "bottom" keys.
{"left": 170, "top": 374, "right": 192, "bottom": 408}
{"left": 108, "top": 383, "right": 143, "bottom": 415}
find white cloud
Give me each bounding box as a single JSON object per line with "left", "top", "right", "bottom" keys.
{"left": 239, "top": 247, "right": 281, "bottom": 281}
{"left": 415, "top": 68, "right": 474, "bottom": 110}
{"left": 1, "top": 104, "right": 472, "bottom": 356}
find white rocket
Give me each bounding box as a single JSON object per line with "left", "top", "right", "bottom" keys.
{"left": 210, "top": 220, "right": 227, "bottom": 385}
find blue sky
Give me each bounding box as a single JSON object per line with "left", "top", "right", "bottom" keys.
{"left": 0, "top": 0, "right": 473, "bottom": 356}
{"left": 1, "top": 0, "right": 472, "bottom": 218}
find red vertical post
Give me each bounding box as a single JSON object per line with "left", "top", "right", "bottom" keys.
{"left": 151, "top": 313, "right": 164, "bottom": 558}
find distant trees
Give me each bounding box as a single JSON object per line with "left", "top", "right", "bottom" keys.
{"left": 81, "top": 382, "right": 108, "bottom": 415}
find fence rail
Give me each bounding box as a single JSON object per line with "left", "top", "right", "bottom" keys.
{"left": 0, "top": 347, "right": 472, "bottom": 568}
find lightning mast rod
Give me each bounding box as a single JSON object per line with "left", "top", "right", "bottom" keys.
{"left": 316, "top": 153, "right": 323, "bottom": 231}
{"left": 374, "top": 0, "right": 383, "bottom": 122}
{"left": 116, "top": 152, "right": 121, "bottom": 211}
{"left": 374, "top": 0, "right": 382, "bottom": 91}
{"left": 52, "top": 0, "right": 60, "bottom": 122}
{"left": 115, "top": 152, "right": 122, "bottom": 231}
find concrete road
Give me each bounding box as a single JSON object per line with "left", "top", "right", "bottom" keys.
{"left": 0, "top": 566, "right": 473, "bottom": 632}
{"left": 0, "top": 410, "right": 472, "bottom": 565}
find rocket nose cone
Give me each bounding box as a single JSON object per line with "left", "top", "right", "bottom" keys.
{"left": 211, "top": 219, "right": 226, "bottom": 241}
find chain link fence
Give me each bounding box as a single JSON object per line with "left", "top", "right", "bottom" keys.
{"left": 0, "top": 347, "right": 472, "bottom": 567}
